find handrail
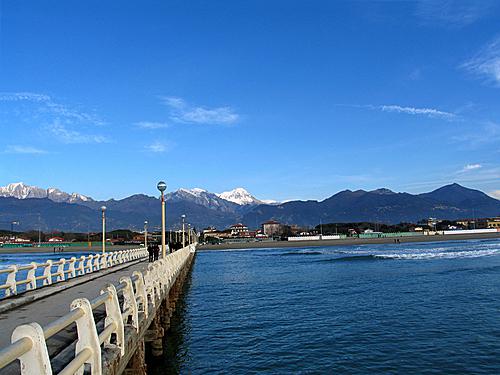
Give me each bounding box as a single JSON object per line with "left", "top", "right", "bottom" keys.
{"left": 0, "top": 338, "right": 32, "bottom": 369}
{"left": 43, "top": 308, "right": 86, "bottom": 340}
{"left": 58, "top": 347, "right": 93, "bottom": 375}
{"left": 0, "top": 243, "right": 196, "bottom": 374}
{"left": 0, "top": 247, "right": 148, "bottom": 299}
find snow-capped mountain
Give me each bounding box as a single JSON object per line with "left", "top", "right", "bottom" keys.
{"left": 217, "top": 188, "right": 263, "bottom": 206}
{"left": 0, "top": 182, "right": 270, "bottom": 215}
{"left": 167, "top": 188, "right": 240, "bottom": 213}
{"left": 0, "top": 182, "right": 92, "bottom": 204}
{"left": 0, "top": 182, "right": 47, "bottom": 199}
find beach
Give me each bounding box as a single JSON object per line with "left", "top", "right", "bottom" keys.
{"left": 198, "top": 232, "right": 500, "bottom": 250}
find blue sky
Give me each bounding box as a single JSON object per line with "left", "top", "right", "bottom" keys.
{"left": 1, "top": 0, "right": 499, "bottom": 201}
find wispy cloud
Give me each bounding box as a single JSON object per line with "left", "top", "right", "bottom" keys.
{"left": 452, "top": 121, "right": 500, "bottom": 147}
{"left": 0, "top": 92, "right": 107, "bottom": 144}
{"left": 161, "top": 96, "right": 239, "bottom": 125}
{"left": 342, "top": 104, "right": 457, "bottom": 120}
{"left": 145, "top": 141, "right": 169, "bottom": 153}
{"left": 455, "top": 166, "right": 500, "bottom": 184}
{"left": 489, "top": 190, "right": 500, "bottom": 199}
{"left": 461, "top": 163, "right": 482, "bottom": 172}
{"left": 379, "top": 105, "right": 456, "bottom": 120}
{"left": 4, "top": 145, "right": 47, "bottom": 154}
{"left": 0, "top": 92, "right": 104, "bottom": 125}
{"left": 0, "top": 92, "right": 51, "bottom": 102}
{"left": 415, "top": 0, "right": 497, "bottom": 28}
{"left": 48, "top": 122, "right": 108, "bottom": 144}
{"left": 403, "top": 165, "right": 500, "bottom": 191}
{"left": 135, "top": 121, "right": 169, "bottom": 129}
{"left": 462, "top": 36, "right": 500, "bottom": 87}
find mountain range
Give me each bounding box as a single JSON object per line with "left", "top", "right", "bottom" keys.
{"left": 0, "top": 182, "right": 499, "bottom": 232}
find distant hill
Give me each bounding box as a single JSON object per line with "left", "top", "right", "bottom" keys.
{"left": 0, "top": 195, "right": 240, "bottom": 232}
{"left": 242, "top": 184, "right": 500, "bottom": 227}
{"left": 0, "top": 183, "right": 498, "bottom": 232}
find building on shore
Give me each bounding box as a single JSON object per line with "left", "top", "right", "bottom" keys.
{"left": 456, "top": 218, "right": 488, "bottom": 229}
{"left": 47, "top": 237, "right": 64, "bottom": 242}
{"left": 203, "top": 227, "right": 218, "bottom": 236}
{"left": 487, "top": 217, "right": 500, "bottom": 229}
{"left": 230, "top": 223, "right": 249, "bottom": 237}
{"left": 262, "top": 220, "right": 282, "bottom": 237}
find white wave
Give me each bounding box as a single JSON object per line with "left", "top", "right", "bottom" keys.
{"left": 375, "top": 249, "right": 500, "bottom": 260}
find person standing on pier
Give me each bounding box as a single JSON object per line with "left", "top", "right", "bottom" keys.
{"left": 153, "top": 242, "right": 160, "bottom": 261}
{"left": 148, "top": 243, "right": 154, "bottom": 262}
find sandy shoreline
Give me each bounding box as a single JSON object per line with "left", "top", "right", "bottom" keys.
{"left": 198, "top": 232, "right": 500, "bottom": 251}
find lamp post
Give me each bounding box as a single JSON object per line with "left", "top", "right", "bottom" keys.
{"left": 144, "top": 220, "right": 148, "bottom": 248}
{"left": 188, "top": 223, "right": 191, "bottom": 245}
{"left": 157, "top": 181, "right": 167, "bottom": 258}
{"left": 181, "top": 214, "right": 186, "bottom": 248}
{"left": 37, "top": 213, "right": 42, "bottom": 248}
{"left": 101, "top": 206, "right": 107, "bottom": 254}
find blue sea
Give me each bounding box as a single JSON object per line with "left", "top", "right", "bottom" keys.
{"left": 150, "top": 239, "right": 500, "bottom": 374}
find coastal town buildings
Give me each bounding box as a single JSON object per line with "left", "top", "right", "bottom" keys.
{"left": 47, "top": 237, "right": 64, "bottom": 242}
{"left": 262, "top": 220, "right": 282, "bottom": 236}
{"left": 456, "top": 218, "right": 488, "bottom": 229}
{"left": 203, "top": 227, "right": 218, "bottom": 236}
{"left": 487, "top": 217, "right": 500, "bottom": 228}
{"left": 230, "top": 223, "right": 249, "bottom": 237}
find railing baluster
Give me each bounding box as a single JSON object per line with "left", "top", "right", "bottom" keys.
{"left": 93, "top": 254, "right": 100, "bottom": 271}
{"left": 132, "top": 271, "right": 148, "bottom": 318}
{"left": 85, "top": 255, "right": 93, "bottom": 274}
{"left": 26, "top": 263, "right": 37, "bottom": 291}
{"left": 42, "top": 261, "right": 52, "bottom": 286}
{"left": 5, "top": 266, "right": 18, "bottom": 297}
{"left": 100, "top": 253, "right": 107, "bottom": 269}
{"left": 69, "top": 299, "right": 101, "bottom": 375}
{"left": 55, "top": 259, "right": 65, "bottom": 282}
{"left": 120, "top": 277, "right": 139, "bottom": 330}
{"left": 101, "top": 284, "right": 125, "bottom": 355}
{"left": 67, "top": 257, "right": 76, "bottom": 278}
{"left": 11, "top": 323, "right": 52, "bottom": 375}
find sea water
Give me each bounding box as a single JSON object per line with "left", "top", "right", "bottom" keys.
{"left": 150, "top": 239, "right": 500, "bottom": 374}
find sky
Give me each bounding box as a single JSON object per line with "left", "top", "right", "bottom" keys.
{"left": 1, "top": 0, "right": 500, "bottom": 202}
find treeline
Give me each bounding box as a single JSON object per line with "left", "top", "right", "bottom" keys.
{"left": 313, "top": 219, "right": 479, "bottom": 234}
{"left": 314, "top": 222, "right": 418, "bottom": 235}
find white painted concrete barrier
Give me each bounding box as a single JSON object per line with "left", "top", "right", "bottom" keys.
{"left": 0, "top": 248, "right": 148, "bottom": 299}
{"left": 288, "top": 235, "right": 342, "bottom": 241}
{"left": 442, "top": 228, "right": 499, "bottom": 235}
{"left": 0, "top": 244, "right": 196, "bottom": 374}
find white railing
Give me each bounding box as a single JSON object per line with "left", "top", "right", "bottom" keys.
{"left": 0, "top": 248, "right": 148, "bottom": 299}
{"left": 0, "top": 244, "right": 196, "bottom": 375}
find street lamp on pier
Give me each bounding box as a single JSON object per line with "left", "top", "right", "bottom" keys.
{"left": 181, "top": 214, "right": 186, "bottom": 248}
{"left": 157, "top": 181, "right": 167, "bottom": 259}
{"left": 144, "top": 220, "right": 148, "bottom": 248}
{"left": 101, "top": 206, "right": 107, "bottom": 254}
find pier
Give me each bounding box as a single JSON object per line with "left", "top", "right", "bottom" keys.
{"left": 0, "top": 244, "right": 196, "bottom": 374}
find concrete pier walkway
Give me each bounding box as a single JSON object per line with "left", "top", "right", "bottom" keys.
{"left": 0, "top": 259, "right": 149, "bottom": 374}
{"left": 0, "top": 244, "right": 196, "bottom": 375}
